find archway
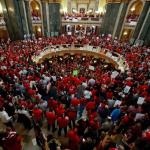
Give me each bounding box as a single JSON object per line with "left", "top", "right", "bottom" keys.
{"left": 30, "top": 0, "right": 43, "bottom": 38}
{"left": 120, "top": 0, "right": 143, "bottom": 41}
{"left": 126, "top": 0, "right": 143, "bottom": 23}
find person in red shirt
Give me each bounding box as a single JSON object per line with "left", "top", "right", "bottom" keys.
{"left": 57, "top": 115, "right": 69, "bottom": 136}
{"left": 46, "top": 111, "right": 56, "bottom": 132}
{"left": 66, "top": 107, "right": 77, "bottom": 129}
{"left": 32, "top": 107, "right": 43, "bottom": 126}
{"left": 67, "top": 128, "right": 80, "bottom": 150}
{"left": 2, "top": 127, "right": 22, "bottom": 150}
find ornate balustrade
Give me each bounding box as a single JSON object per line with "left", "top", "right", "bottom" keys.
{"left": 32, "top": 44, "right": 129, "bottom": 72}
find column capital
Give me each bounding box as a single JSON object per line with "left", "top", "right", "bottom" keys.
{"left": 106, "top": 0, "right": 129, "bottom": 3}
{"left": 47, "top": 0, "right": 61, "bottom": 3}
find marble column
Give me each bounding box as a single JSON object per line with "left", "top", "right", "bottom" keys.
{"left": 114, "top": 2, "right": 128, "bottom": 38}
{"left": 138, "top": 5, "right": 150, "bottom": 46}
{"left": 41, "top": 0, "right": 48, "bottom": 36}
{"left": 48, "top": 0, "right": 61, "bottom": 36}
{"left": 143, "top": 25, "right": 150, "bottom": 46}
{"left": 17, "top": 0, "right": 29, "bottom": 35}
{"left": 24, "top": 0, "right": 33, "bottom": 35}
{"left": 132, "top": 1, "right": 150, "bottom": 40}
{"left": 1, "top": 0, "right": 25, "bottom": 40}
{"left": 100, "top": 2, "right": 121, "bottom": 35}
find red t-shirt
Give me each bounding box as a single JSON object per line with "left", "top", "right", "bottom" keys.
{"left": 57, "top": 116, "right": 69, "bottom": 128}
{"left": 32, "top": 108, "right": 42, "bottom": 121}
{"left": 46, "top": 112, "right": 56, "bottom": 125}
{"left": 67, "top": 110, "right": 77, "bottom": 120}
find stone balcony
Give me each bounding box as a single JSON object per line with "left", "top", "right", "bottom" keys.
{"left": 62, "top": 17, "right": 103, "bottom": 26}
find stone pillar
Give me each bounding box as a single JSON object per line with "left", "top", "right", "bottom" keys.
{"left": 138, "top": 4, "right": 150, "bottom": 46}
{"left": 1, "top": 0, "right": 25, "bottom": 40}
{"left": 100, "top": 2, "right": 121, "bottom": 35}
{"left": 113, "top": 2, "right": 128, "bottom": 38}
{"left": 1, "top": 0, "right": 31, "bottom": 40}
{"left": 41, "top": 0, "right": 48, "bottom": 36}
{"left": 24, "top": 0, "right": 33, "bottom": 35}
{"left": 18, "top": 0, "right": 29, "bottom": 35}
{"left": 48, "top": 0, "right": 61, "bottom": 36}
{"left": 143, "top": 24, "right": 150, "bottom": 46}
{"left": 133, "top": 1, "right": 150, "bottom": 41}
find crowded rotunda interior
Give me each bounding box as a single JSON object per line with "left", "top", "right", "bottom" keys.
{"left": 0, "top": 0, "right": 150, "bottom": 150}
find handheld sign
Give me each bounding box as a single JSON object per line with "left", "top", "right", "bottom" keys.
{"left": 89, "top": 65, "right": 95, "bottom": 71}
{"left": 73, "top": 70, "right": 78, "bottom": 76}
{"left": 137, "top": 97, "right": 145, "bottom": 105}
{"left": 124, "top": 86, "right": 131, "bottom": 94}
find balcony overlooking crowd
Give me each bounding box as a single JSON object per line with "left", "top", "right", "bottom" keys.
{"left": 62, "top": 12, "right": 104, "bottom": 22}
{"left": 31, "top": 11, "right": 41, "bottom": 23}
{"left": 126, "top": 14, "right": 139, "bottom": 23}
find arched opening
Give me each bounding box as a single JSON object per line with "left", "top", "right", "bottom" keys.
{"left": 120, "top": 28, "right": 134, "bottom": 42}
{"left": 30, "top": 0, "right": 41, "bottom": 22}
{"left": 120, "top": 0, "right": 143, "bottom": 41}
{"left": 33, "top": 25, "right": 42, "bottom": 38}
{"left": 126, "top": 0, "right": 143, "bottom": 24}
{"left": 30, "top": 0, "right": 42, "bottom": 38}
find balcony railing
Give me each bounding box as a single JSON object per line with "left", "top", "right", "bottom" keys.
{"left": 31, "top": 16, "right": 42, "bottom": 24}
{"left": 125, "top": 15, "right": 139, "bottom": 27}
{"left": 62, "top": 16, "right": 103, "bottom": 24}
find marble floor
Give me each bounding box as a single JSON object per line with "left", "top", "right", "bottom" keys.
{"left": 0, "top": 119, "right": 69, "bottom": 150}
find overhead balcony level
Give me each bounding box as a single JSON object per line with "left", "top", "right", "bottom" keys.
{"left": 62, "top": 14, "right": 104, "bottom": 27}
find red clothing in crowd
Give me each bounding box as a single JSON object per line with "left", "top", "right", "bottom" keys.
{"left": 46, "top": 111, "right": 56, "bottom": 125}
{"left": 55, "top": 104, "right": 65, "bottom": 116}
{"left": 67, "top": 109, "right": 77, "bottom": 120}
{"left": 57, "top": 116, "right": 69, "bottom": 128}
{"left": 68, "top": 129, "right": 80, "bottom": 150}
{"left": 32, "top": 108, "right": 43, "bottom": 121}
{"left": 3, "top": 131, "right": 22, "bottom": 150}
{"left": 48, "top": 99, "right": 58, "bottom": 110}
{"left": 106, "top": 91, "right": 113, "bottom": 99}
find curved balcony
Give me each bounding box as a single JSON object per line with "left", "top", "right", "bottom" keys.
{"left": 32, "top": 44, "right": 129, "bottom": 72}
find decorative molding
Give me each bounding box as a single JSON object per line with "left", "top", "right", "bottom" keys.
{"left": 76, "top": 0, "right": 90, "bottom": 4}
{"left": 106, "top": 0, "right": 129, "bottom": 3}
{"left": 47, "top": 0, "right": 61, "bottom": 3}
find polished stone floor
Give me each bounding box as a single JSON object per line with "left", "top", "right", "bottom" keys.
{"left": 0, "top": 119, "right": 69, "bottom": 150}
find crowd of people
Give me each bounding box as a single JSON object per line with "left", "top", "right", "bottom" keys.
{"left": 0, "top": 34, "right": 150, "bottom": 150}
{"left": 126, "top": 14, "right": 139, "bottom": 23}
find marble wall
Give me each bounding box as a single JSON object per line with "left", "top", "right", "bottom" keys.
{"left": 100, "top": 3, "right": 120, "bottom": 35}
{"left": 48, "top": 3, "right": 61, "bottom": 35}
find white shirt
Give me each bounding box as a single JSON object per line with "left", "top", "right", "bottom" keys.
{"left": 0, "top": 111, "right": 11, "bottom": 123}
{"left": 84, "top": 90, "right": 92, "bottom": 99}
